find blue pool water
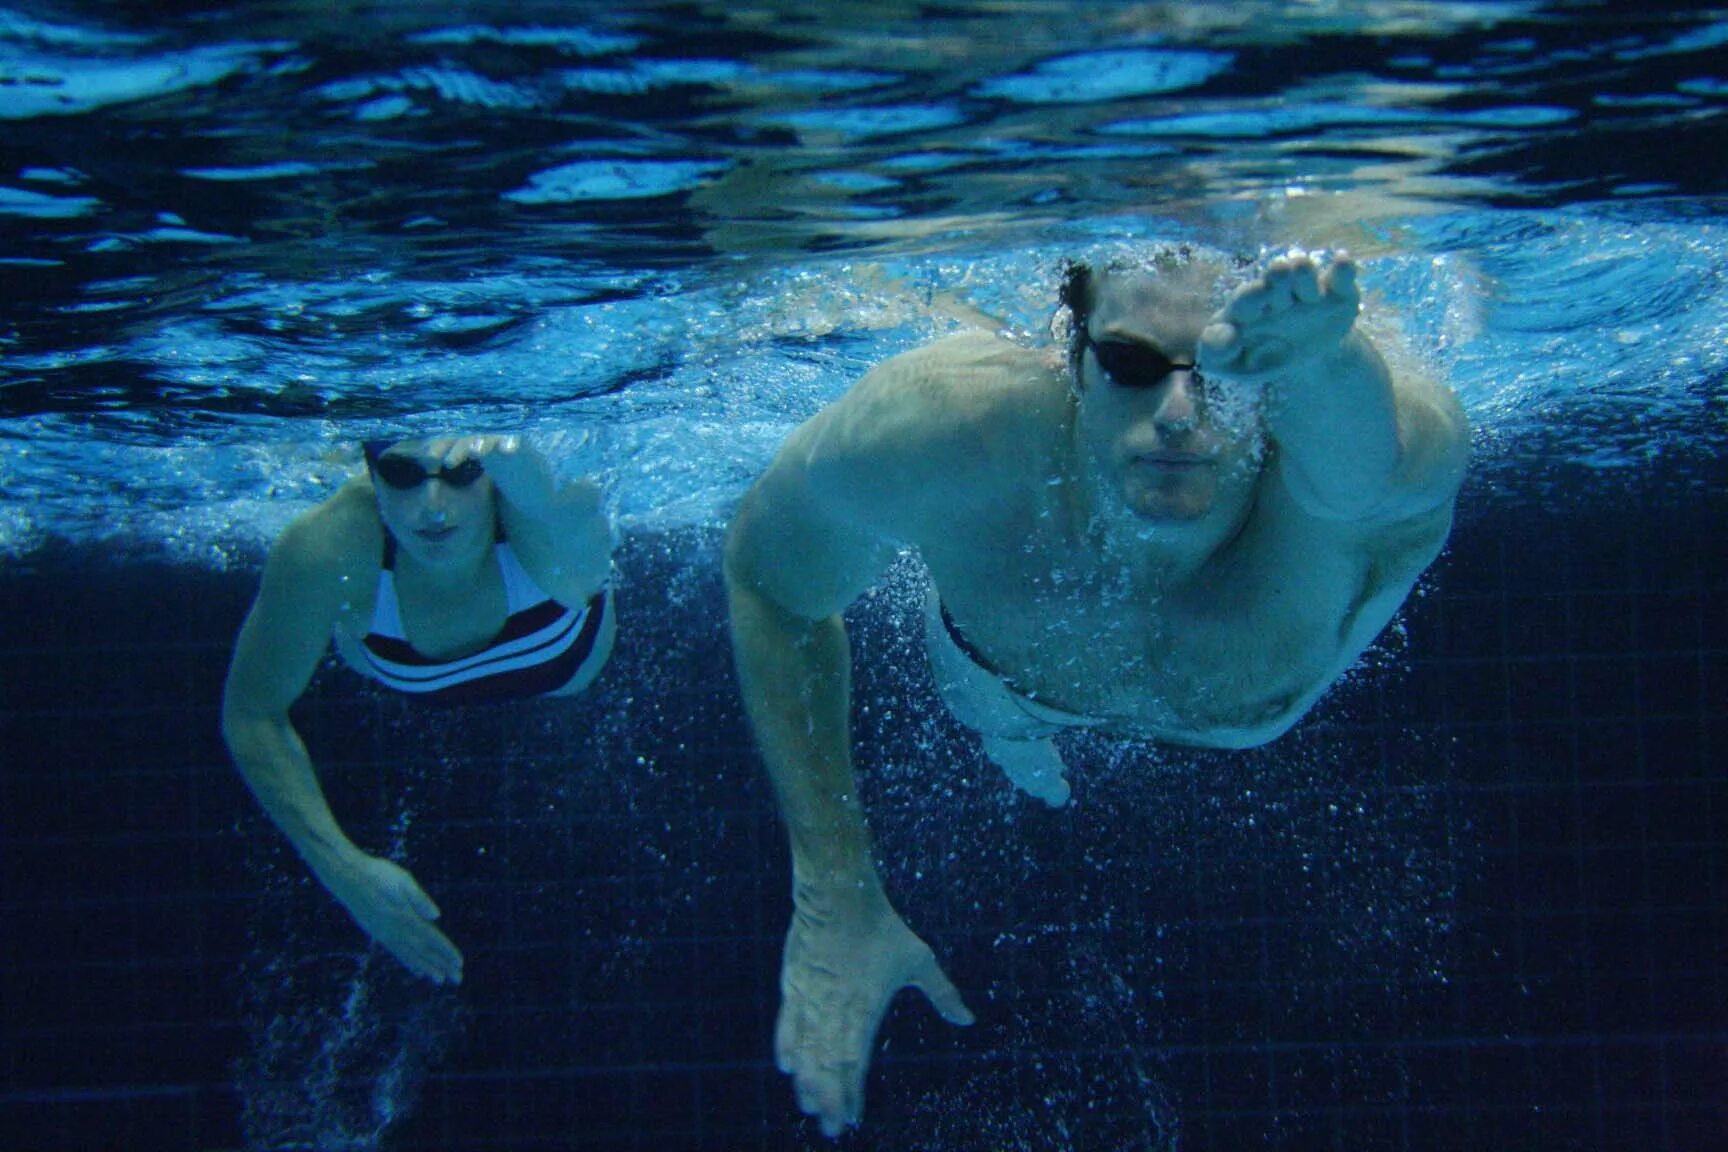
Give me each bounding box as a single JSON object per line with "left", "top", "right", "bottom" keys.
{"left": 2, "top": 2, "right": 1724, "bottom": 1149}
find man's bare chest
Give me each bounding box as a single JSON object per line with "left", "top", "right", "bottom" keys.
{"left": 924, "top": 541, "right": 1372, "bottom": 744}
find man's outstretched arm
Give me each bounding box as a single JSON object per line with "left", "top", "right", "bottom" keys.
{"left": 724, "top": 409, "right": 974, "bottom": 1138}
{"left": 1201, "top": 251, "right": 1469, "bottom": 522}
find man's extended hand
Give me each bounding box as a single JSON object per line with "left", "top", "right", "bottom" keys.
{"left": 775, "top": 879, "right": 974, "bottom": 1137}
{"left": 1200, "top": 250, "right": 1361, "bottom": 381}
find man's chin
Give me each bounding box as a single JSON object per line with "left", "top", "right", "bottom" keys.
{"left": 1120, "top": 485, "right": 1213, "bottom": 525}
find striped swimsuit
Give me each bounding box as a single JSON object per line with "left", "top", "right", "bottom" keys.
{"left": 355, "top": 533, "right": 608, "bottom": 703}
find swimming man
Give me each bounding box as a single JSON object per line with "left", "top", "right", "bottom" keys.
{"left": 724, "top": 248, "right": 1469, "bottom": 1135}
{"left": 223, "top": 435, "right": 614, "bottom": 984}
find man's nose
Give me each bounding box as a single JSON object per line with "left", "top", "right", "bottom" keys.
{"left": 1153, "top": 369, "right": 1202, "bottom": 433}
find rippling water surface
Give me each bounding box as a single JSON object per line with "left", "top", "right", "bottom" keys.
{"left": 2, "top": 0, "right": 1725, "bottom": 559}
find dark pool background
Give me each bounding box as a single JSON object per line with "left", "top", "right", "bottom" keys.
{"left": 3, "top": 2, "right": 1726, "bottom": 1150}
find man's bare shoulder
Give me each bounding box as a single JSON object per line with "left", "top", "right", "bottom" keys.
{"left": 808, "top": 331, "right": 1067, "bottom": 475}
{"left": 730, "top": 331, "right": 1067, "bottom": 613}
{"left": 865, "top": 329, "right": 1057, "bottom": 406}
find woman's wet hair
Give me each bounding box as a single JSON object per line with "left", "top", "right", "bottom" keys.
{"left": 361, "top": 439, "right": 396, "bottom": 469}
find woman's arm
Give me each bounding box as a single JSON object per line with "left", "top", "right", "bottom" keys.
{"left": 447, "top": 435, "right": 613, "bottom": 605}
{"left": 222, "top": 500, "right": 464, "bottom": 984}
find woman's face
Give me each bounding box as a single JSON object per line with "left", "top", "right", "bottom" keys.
{"left": 368, "top": 438, "right": 497, "bottom": 568}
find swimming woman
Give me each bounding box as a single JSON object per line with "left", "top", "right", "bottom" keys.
{"left": 222, "top": 435, "right": 614, "bottom": 984}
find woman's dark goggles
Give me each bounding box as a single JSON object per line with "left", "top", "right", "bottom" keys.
{"left": 370, "top": 455, "right": 485, "bottom": 490}
{"left": 1084, "top": 332, "right": 1203, "bottom": 390}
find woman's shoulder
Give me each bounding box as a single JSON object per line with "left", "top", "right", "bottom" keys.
{"left": 272, "top": 478, "right": 382, "bottom": 583}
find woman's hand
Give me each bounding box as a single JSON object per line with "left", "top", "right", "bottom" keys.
{"left": 441, "top": 435, "right": 559, "bottom": 514}
{"left": 319, "top": 852, "right": 465, "bottom": 985}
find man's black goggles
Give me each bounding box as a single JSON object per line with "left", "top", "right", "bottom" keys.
{"left": 1083, "top": 330, "right": 1202, "bottom": 389}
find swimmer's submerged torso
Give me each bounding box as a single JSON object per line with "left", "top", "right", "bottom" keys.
{"left": 336, "top": 532, "right": 612, "bottom": 703}
{"left": 821, "top": 333, "right": 1455, "bottom": 747}
{"left": 922, "top": 506, "right": 1446, "bottom": 747}
{"left": 314, "top": 473, "right": 616, "bottom": 704}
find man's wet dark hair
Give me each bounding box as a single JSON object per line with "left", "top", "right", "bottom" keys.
{"left": 1059, "top": 260, "right": 1094, "bottom": 328}
{"left": 1058, "top": 261, "right": 1097, "bottom": 381}
{"left": 1058, "top": 243, "right": 1254, "bottom": 382}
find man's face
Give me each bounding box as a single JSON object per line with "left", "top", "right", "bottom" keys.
{"left": 1075, "top": 264, "right": 1266, "bottom": 525}
{"left": 370, "top": 437, "right": 497, "bottom": 566}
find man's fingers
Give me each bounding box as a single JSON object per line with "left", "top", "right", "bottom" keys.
{"left": 800, "top": 1074, "right": 846, "bottom": 1138}
{"left": 772, "top": 907, "right": 974, "bottom": 1136}
{"left": 1323, "top": 255, "right": 1359, "bottom": 301}
{"left": 778, "top": 980, "right": 873, "bottom": 1136}
{"left": 794, "top": 1075, "right": 824, "bottom": 1121}
{"left": 1198, "top": 321, "right": 1240, "bottom": 364}
{"left": 820, "top": 1097, "right": 853, "bottom": 1139}
{"left": 794, "top": 1063, "right": 855, "bottom": 1138}
{"left": 1223, "top": 283, "right": 1269, "bottom": 324}
{"left": 823, "top": 1054, "right": 865, "bottom": 1136}
{"left": 911, "top": 957, "right": 975, "bottom": 1026}
{"left": 815, "top": 995, "right": 875, "bottom": 1133}
{"left": 823, "top": 1059, "right": 865, "bottom": 1137}
{"left": 1289, "top": 261, "right": 1322, "bottom": 303}
{"left": 774, "top": 1000, "right": 803, "bottom": 1074}
{"left": 1264, "top": 259, "right": 1307, "bottom": 304}
{"left": 1200, "top": 322, "right": 1258, "bottom": 379}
